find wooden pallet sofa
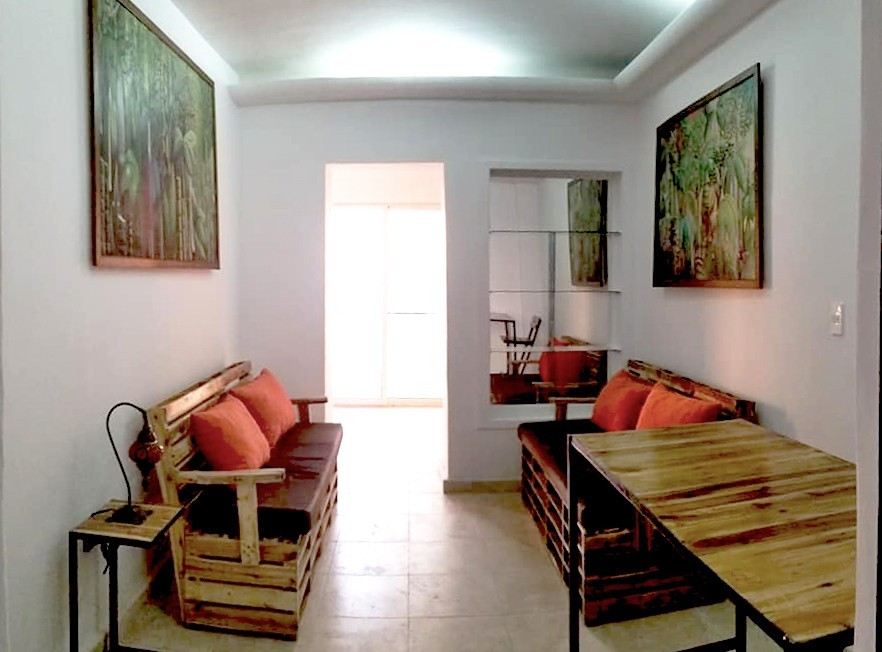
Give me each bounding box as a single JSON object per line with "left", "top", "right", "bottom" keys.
{"left": 144, "top": 361, "right": 341, "bottom": 639}
{"left": 518, "top": 359, "right": 757, "bottom": 626}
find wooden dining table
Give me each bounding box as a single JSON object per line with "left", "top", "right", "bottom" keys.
{"left": 568, "top": 419, "right": 856, "bottom": 652}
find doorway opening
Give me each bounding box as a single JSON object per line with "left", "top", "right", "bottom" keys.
{"left": 325, "top": 163, "right": 448, "bottom": 486}
{"left": 325, "top": 163, "right": 447, "bottom": 406}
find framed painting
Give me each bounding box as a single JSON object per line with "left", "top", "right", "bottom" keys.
{"left": 567, "top": 179, "right": 607, "bottom": 287}
{"left": 89, "top": 0, "right": 219, "bottom": 269}
{"left": 654, "top": 64, "right": 762, "bottom": 288}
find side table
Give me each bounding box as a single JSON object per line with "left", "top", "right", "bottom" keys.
{"left": 69, "top": 500, "right": 184, "bottom": 652}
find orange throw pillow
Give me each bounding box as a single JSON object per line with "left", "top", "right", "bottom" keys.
{"left": 189, "top": 395, "right": 270, "bottom": 470}
{"left": 635, "top": 382, "right": 723, "bottom": 430}
{"left": 230, "top": 369, "right": 296, "bottom": 447}
{"left": 591, "top": 370, "right": 654, "bottom": 431}
{"left": 538, "top": 339, "right": 588, "bottom": 386}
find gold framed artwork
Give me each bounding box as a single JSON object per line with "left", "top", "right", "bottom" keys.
{"left": 89, "top": 0, "right": 219, "bottom": 268}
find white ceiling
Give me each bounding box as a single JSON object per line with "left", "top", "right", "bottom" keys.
{"left": 172, "top": 0, "right": 699, "bottom": 82}
{"left": 169, "top": 0, "right": 777, "bottom": 104}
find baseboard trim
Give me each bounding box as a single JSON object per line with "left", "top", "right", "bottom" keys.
{"left": 442, "top": 479, "right": 521, "bottom": 493}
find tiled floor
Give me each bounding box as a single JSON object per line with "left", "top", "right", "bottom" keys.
{"left": 122, "top": 407, "right": 792, "bottom": 651}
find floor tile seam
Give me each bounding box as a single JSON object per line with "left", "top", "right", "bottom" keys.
{"left": 328, "top": 572, "right": 410, "bottom": 576}
{"left": 311, "top": 615, "right": 410, "bottom": 620}
{"left": 406, "top": 614, "right": 517, "bottom": 621}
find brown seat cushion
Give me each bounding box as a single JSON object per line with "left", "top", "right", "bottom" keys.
{"left": 518, "top": 418, "right": 604, "bottom": 478}
{"left": 186, "top": 486, "right": 311, "bottom": 542}
{"left": 187, "top": 422, "right": 343, "bottom": 542}
{"left": 257, "top": 422, "right": 343, "bottom": 529}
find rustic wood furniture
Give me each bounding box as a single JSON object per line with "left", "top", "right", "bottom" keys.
{"left": 146, "top": 361, "right": 341, "bottom": 639}
{"left": 502, "top": 315, "right": 542, "bottom": 374}
{"left": 531, "top": 344, "right": 607, "bottom": 403}
{"left": 518, "top": 359, "right": 757, "bottom": 625}
{"left": 69, "top": 501, "right": 184, "bottom": 652}
{"left": 568, "top": 420, "right": 855, "bottom": 651}
{"left": 490, "top": 312, "right": 516, "bottom": 376}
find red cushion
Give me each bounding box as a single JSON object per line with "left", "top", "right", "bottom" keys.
{"left": 230, "top": 369, "right": 296, "bottom": 446}
{"left": 591, "top": 370, "right": 654, "bottom": 431}
{"left": 189, "top": 395, "right": 270, "bottom": 470}
{"left": 635, "top": 382, "right": 723, "bottom": 430}
{"left": 539, "top": 339, "right": 589, "bottom": 385}
{"left": 539, "top": 351, "right": 589, "bottom": 385}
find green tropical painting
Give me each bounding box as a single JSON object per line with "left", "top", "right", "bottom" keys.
{"left": 654, "top": 65, "right": 761, "bottom": 287}
{"left": 567, "top": 179, "right": 607, "bottom": 286}
{"left": 91, "top": 0, "right": 218, "bottom": 268}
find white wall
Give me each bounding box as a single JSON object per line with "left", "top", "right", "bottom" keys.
{"left": 238, "top": 101, "right": 637, "bottom": 481}
{"left": 855, "top": 0, "right": 881, "bottom": 648}
{"left": 629, "top": 0, "right": 878, "bottom": 648}
{"left": 628, "top": 0, "right": 862, "bottom": 460}
{"left": 0, "top": 1, "right": 240, "bottom": 650}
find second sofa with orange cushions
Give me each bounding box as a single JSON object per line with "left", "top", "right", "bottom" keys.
{"left": 517, "top": 358, "right": 757, "bottom": 625}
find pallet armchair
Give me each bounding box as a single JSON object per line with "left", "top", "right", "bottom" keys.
{"left": 145, "top": 361, "right": 340, "bottom": 639}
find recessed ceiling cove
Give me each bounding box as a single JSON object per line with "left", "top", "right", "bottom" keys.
{"left": 172, "top": 0, "right": 698, "bottom": 82}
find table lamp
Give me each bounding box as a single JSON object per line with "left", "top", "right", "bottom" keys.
{"left": 104, "top": 401, "right": 161, "bottom": 525}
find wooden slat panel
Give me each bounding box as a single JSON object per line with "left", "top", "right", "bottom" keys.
{"left": 185, "top": 578, "right": 299, "bottom": 611}
{"left": 167, "top": 434, "right": 198, "bottom": 469}
{"left": 185, "top": 556, "right": 299, "bottom": 589}
{"left": 178, "top": 468, "right": 285, "bottom": 485}
{"left": 183, "top": 601, "right": 299, "bottom": 639}
{"left": 186, "top": 532, "right": 302, "bottom": 564}
{"left": 71, "top": 501, "right": 182, "bottom": 545}
{"left": 572, "top": 420, "right": 855, "bottom": 646}
{"left": 157, "top": 361, "right": 251, "bottom": 424}
{"left": 625, "top": 359, "right": 757, "bottom": 422}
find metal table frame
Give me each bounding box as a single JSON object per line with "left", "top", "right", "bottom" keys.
{"left": 567, "top": 437, "right": 854, "bottom": 652}
{"left": 69, "top": 503, "right": 183, "bottom": 652}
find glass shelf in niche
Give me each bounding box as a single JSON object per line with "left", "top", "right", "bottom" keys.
{"left": 488, "top": 288, "right": 622, "bottom": 294}
{"left": 490, "top": 344, "right": 622, "bottom": 354}
{"left": 489, "top": 229, "right": 621, "bottom": 235}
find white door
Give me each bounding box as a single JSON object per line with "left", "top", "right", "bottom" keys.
{"left": 327, "top": 205, "right": 446, "bottom": 404}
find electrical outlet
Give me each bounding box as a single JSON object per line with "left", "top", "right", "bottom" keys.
{"left": 830, "top": 302, "right": 844, "bottom": 336}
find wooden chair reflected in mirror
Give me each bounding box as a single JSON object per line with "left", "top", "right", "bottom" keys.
{"left": 501, "top": 315, "right": 542, "bottom": 375}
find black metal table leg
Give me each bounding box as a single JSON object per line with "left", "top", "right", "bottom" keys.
{"left": 735, "top": 602, "right": 747, "bottom": 652}
{"left": 106, "top": 544, "right": 119, "bottom": 651}
{"left": 568, "top": 437, "right": 581, "bottom": 652}
{"left": 70, "top": 502, "right": 183, "bottom": 652}
{"left": 69, "top": 534, "right": 78, "bottom": 652}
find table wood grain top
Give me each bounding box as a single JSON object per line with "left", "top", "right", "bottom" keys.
{"left": 571, "top": 419, "right": 855, "bottom": 646}
{"left": 71, "top": 501, "right": 183, "bottom": 546}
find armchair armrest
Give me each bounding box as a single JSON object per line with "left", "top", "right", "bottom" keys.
{"left": 290, "top": 397, "right": 328, "bottom": 424}
{"left": 549, "top": 396, "right": 596, "bottom": 421}
{"left": 175, "top": 467, "right": 285, "bottom": 485}
{"left": 175, "top": 467, "right": 285, "bottom": 566}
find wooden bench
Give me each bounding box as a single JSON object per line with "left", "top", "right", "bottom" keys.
{"left": 145, "top": 361, "right": 340, "bottom": 639}
{"left": 518, "top": 359, "right": 757, "bottom": 626}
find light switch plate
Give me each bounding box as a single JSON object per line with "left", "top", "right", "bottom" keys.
{"left": 830, "top": 302, "right": 844, "bottom": 336}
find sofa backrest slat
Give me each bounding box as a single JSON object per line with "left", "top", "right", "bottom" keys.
{"left": 625, "top": 359, "right": 757, "bottom": 423}
{"left": 159, "top": 361, "right": 251, "bottom": 424}
{"left": 147, "top": 360, "right": 255, "bottom": 505}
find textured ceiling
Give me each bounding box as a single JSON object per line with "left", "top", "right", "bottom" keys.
{"left": 171, "top": 0, "right": 698, "bottom": 82}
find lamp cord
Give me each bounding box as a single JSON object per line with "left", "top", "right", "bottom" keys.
{"left": 105, "top": 401, "right": 147, "bottom": 509}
